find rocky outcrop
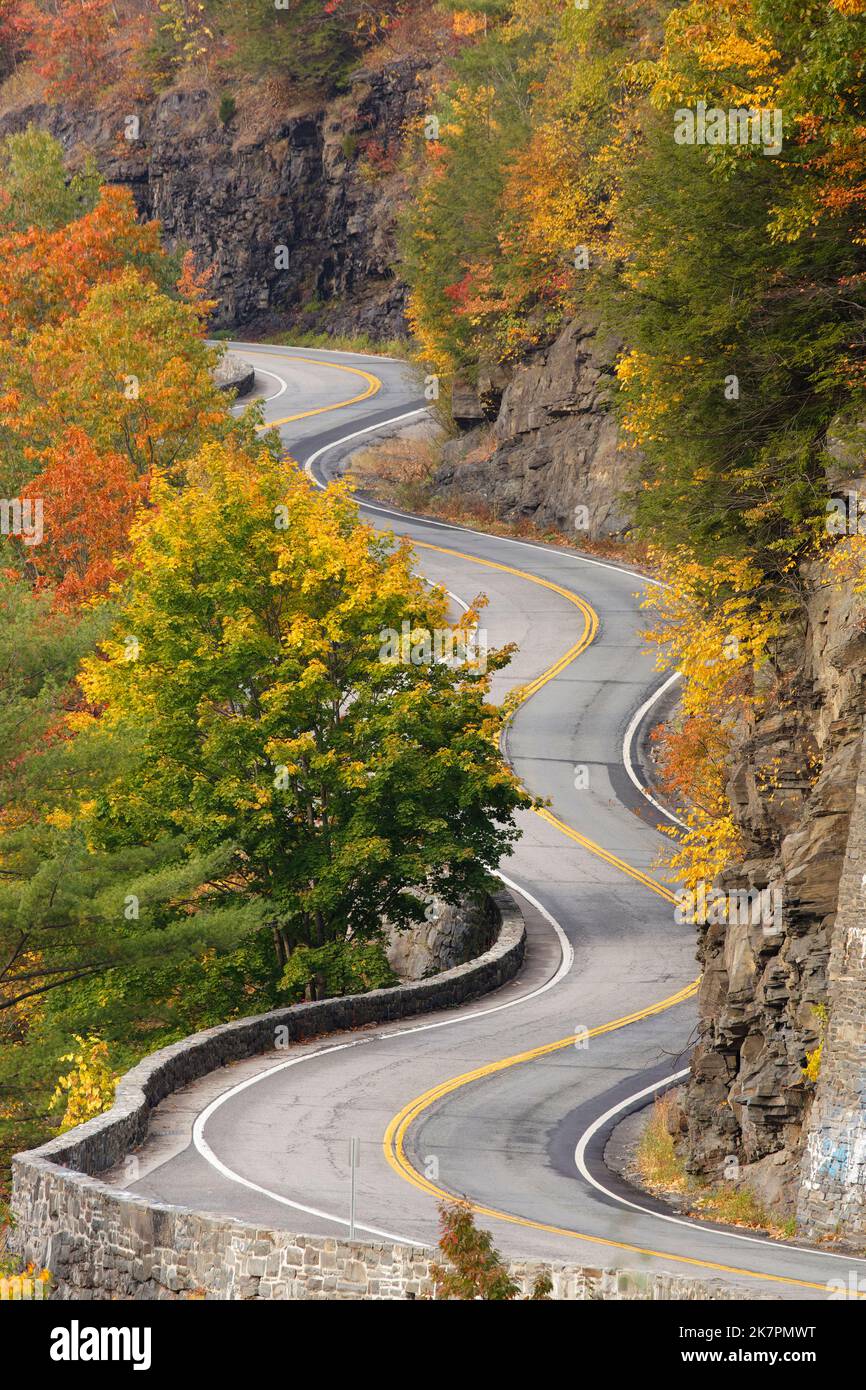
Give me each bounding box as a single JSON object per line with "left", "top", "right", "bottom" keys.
{"left": 433, "top": 315, "right": 639, "bottom": 540}
{"left": 385, "top": 894, "right": 497, "bottom": 981}
{"left": 797, "top": 714, "right": 866, "bottom": 1242}
{"left": 683, "top": 569, "right": 866, "bottom": 1220}
{"left": 0, "top": 60, "right": 430, "bottom": 336}
{"left": 212, "top": 351, "right": 255, "bottom": 397}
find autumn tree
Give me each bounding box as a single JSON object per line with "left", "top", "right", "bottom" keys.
{"left": 81, "top": 442, "right": 529, "bottom": 965}
{"left": 0, "top": 125, "right": 100, "bottom": 233}
{"left": 0, "top": 182, "right": 175, "bottom": 340}
{"left": 431, "top": 1199, "right": 552, "bottom": 1299}
{"left": 21, "top": 428, "right": 146, "bottom": 605}
{"left": 0, "top": 266, "right": 235, "bottom": 480}
{"left": 16, "top": 0, "right": 119, "bottom": 101}
{"left": 604, "top": 0, "right": 866, "bottom": 576}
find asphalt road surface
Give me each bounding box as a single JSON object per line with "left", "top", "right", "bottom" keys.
{"left": 118, "top": 343, "right": 866, "bottom": 1300}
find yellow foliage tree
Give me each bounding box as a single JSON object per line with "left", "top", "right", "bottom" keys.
{"left": 50, "top": 1034, "right": 119, "bottom": 1133}
{"left": 642, "top": 550, "right": 783, "bottom": 892}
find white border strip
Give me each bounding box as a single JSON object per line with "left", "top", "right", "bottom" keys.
{"left": 622, "top": 673, "right": 688, "bottom": 831}
{"left": 573, "top": 1069, "right": 866, "bottom": 1269}
{"left": 192, "top": 879, "right": 572, "bottom": 1242}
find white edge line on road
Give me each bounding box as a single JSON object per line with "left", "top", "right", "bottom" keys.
{"left": 232, "top": 365, "right": 289, "bottom": 408}
{"left": 573, "top": 1068, "right": 866, "bottom": 1271}
{"left": 190, "top": 872, "right": 572, "bottom": 1245}
{"left": 307, "top": 417, "right": 667, "bottom": 587}
{"left": 303, "top": 409, "right": 431, "bottom": 482}
{"left": 622, "top": 673, "right": 689, "bottom": 831}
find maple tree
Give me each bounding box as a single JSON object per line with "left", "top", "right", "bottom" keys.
{"left": 0, "top": 182, "right": 173, "bottom": 340}
{"left": 1, "top": 265, "right": 232, "bottom": 480}
{"left": 21, "top": 428, "right": 145, "bottom": 606}
{"left": 81, "top": 441, "right": 529, "bottom": 964}
{"left": 0, "top": 133, "right": 255, "bottom": 606}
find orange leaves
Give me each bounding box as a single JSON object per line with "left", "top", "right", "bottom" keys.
{"left": 452, "top": 9, "right": 487, "bottom": 38}
{"left": 0, "top": 265, "right": 227, "bottom": 480}
{"left": 0, "top": 184, "right": 164, "bottom": 338}
{"left": 22, "top": 427, "right": 147, "bottom": 607}
{"left": 0, "top": 144, "right": 229, "bottom": 611}
{"left": 15, "top": 0, "right": 118, "bottom": 101}
{"left": 176, "top": 247, "right": 218, "bottom": 319}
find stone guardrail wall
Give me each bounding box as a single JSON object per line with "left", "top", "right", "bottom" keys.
{"left": 10, "top": 890, "right": 770, "bottom": 1300}
{"left": 212, "top": 351, "right": 255, "bottom": 398}
{"left": 11, "top": 892, "right": 525, "bottom": 1295}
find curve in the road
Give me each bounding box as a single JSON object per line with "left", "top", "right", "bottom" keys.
{"left": 131, "top": 344, "right": 866, "bottom": 1299}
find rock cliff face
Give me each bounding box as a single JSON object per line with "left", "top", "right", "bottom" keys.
{"left": 385, "top": 895, "right": 497, "bottom": 981}
{"left": 0, "top": 59, "right": 430, "bottom": 336}
{"left": 683, "top": 569, "right": 866, "bottom": 1218}
{"left": 433, "top": 315, "right": 638, "bottom": 540}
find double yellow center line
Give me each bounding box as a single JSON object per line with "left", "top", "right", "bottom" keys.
{"left": 261, "top": 355, "right": 841, "bottom": 1295}
{"left": 381, "top": 538, "right": 837, "bottom": 1297}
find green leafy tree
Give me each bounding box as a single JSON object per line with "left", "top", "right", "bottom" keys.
{"left": 280, "top": 938, "right": 396, "bottom": 1002}
{"left": 81, "top": 442, "right": 530, "bottom": 966}
{"left": 0, "top": 125, "right": 100, "bottom": 232}
{"left": 599, "top": 2, "right": 866, "bottom": 581}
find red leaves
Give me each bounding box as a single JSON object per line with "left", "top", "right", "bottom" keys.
{"left": 15, "top": 0, "right": 118, "bottom": 101}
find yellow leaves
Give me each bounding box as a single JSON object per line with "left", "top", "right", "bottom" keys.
{"left": 662, "top": 811, "right": 744, "bottom": 897}
{"left": 642, "top": 548, "right": 780, "bottom": 709}
{"left": 50, "top": 1034, "right": 119, "bottom": 1134}
{"left": 616, "top": 350, "right": 686, "bottom": 446}
{"left": 642, "top": 0, "right": 782, "bottom": 113}
{"left": 824, "top": 532, "right": 866, "bottom": 594}
{"left": 452, "top": 10, "right": 487, "bottom": 38}
{"left": 801, "top": 1004, "right": 828, "bottom": 1083}
{"left": 0, "top": 1264, "right": 53, "bottom": 1300}
{"left": 642, "top": 549, "right": 783, "bottom": 892}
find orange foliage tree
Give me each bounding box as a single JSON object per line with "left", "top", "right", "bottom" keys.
{"left": 0, "top": 184, "right": 169, "bottom": 339}
{"left": 22, "top": 428, "right": 145, "bottom": 606}
{"left": 1, "top": 266, "right": 228, "bottom": 480}
{"left": 13, "top": 0, "right": 119, "bottom": 100}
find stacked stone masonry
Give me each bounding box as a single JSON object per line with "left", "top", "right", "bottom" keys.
{"left": 11, "top": 890, "right": 762, "bottom": 1299}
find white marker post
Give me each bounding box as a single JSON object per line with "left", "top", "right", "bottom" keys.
{"left": 349, "top": 1136, "right": 361, "bottom": 1240}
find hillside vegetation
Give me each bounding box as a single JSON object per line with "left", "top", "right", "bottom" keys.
{"left": 2, "top": 0, "right": 866, "bottom": 1230}
{"left": 0, "top": 126, "right": 527, "bottom": 1209}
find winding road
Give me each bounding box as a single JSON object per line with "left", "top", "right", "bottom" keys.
{"left": 120, "top": 343, "right": 866, "bottom": 1300}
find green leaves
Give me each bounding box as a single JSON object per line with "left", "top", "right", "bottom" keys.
{"left": 82, "top": 443, "right": 530, "bottom": 959}
{"left": 0, "top": 125, "right": 100, "bottom": 232}
{"left": 280, "top": 937, "right": 396, "bottom": 1003}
